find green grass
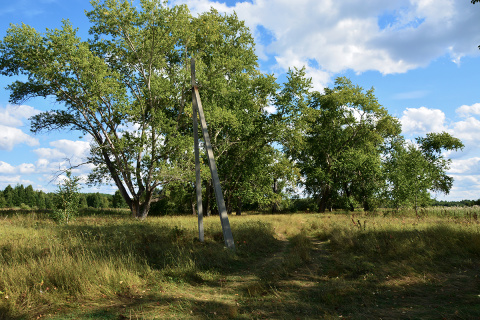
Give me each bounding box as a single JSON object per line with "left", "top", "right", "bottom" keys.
{"left": 0, "top": 208, "right": 479, "bottom": 319}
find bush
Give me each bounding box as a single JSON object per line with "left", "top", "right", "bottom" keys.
{"left": 51, "top": 171, "right": 81, "bottom": 224}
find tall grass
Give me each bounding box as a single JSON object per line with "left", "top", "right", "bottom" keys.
{"left": 0, "top": 208, "right": 479, "bottom": 319}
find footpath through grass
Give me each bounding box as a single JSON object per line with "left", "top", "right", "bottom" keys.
{"left": 0, "top": 209, "right": 479, "bottom": 319}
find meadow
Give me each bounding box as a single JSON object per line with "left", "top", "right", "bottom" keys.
{"left": 0, "top": 207, "right": 479, "bottom": 319}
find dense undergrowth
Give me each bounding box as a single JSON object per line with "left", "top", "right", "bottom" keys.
{"left": 0, "top": 208, "right": 479, "bottom": 319}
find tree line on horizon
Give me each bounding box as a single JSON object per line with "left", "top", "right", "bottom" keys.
{"left": 0, "top": 0, "right": 473, "bottom": 218}
{"left": 0, "top": 184, "right": 128, "bottom": 211}
{"left": 1, "top": 182, "right": 480, "bottom": 215}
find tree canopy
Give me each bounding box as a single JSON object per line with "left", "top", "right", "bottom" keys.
{"left": 0, "top": 0, "right": 465, "bottom": 216}
{"left": 0, "top": 0, "right": 277, "bottom": 218}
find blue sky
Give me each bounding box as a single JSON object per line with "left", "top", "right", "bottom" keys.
{"left": 1, "top": 0, "right": 480, "bottom": 201}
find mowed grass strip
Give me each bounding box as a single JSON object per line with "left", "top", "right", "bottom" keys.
{"left": 0, "top": 209, "right": 479, "bottom": 319}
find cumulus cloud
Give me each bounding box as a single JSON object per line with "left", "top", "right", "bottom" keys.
{"left": 0, "top": 161, "right": 16, "bottom": 174}
{"left": 0, "top": 104, "right": 40, "bottom": 127}
{"left": 18, "top": 163, "right": 36, "bottom": 174}
{"left": 400, "top": 107, "right": 447, "bottom": 135}
{"left": 437, "top": 174, "right": 480, "bottom": 201}
{"left": 34, "top": 139, "right": 91, "bottom": 160}
{"left": 456, "top": 103, "right": 480, "bottom": 117}
{"left": 0, "top": 105, "right": 41, "bottom": 150}
{"left": 50, "top": 139, "right": 91, "bottom": 158}
{"left": 448, "top": 157, "right": 480, "bottom": 175}
{"left": 172, "top": 0, "right": 480, "bottom": 88}
{"left": 0, "top": 124, "right": 39, "bottom": 151}
{"left": 451, "top": 117, "right": 480, "bottom": 145}
{"left": 0, "top": 175, "right": 36, "bottom": 190}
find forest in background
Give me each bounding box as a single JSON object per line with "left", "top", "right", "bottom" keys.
{"left": 1, "top": 183, "right": 479, "bottom": 215}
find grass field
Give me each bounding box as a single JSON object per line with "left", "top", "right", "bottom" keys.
{"left": 0, "top": 208, "right": 479, "bottom": 319}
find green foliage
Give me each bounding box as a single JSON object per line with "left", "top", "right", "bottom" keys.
{"left": 51, "top": 171, "right": 82, "bottom": 223}
{"left": 384, "top": 132, "right": 464, "bottom": 210}
{"left": 112, "top": 190, "right": 127, "bottom": 208}
{"left": 283, "top": 76, "right": 401, "bottom": 212}
{"left": 0, "top": 0, "right": 283, "bottom": 218}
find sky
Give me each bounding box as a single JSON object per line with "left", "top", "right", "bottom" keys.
{"left": 1, "top": 0, "right": 480, "bottom": 201}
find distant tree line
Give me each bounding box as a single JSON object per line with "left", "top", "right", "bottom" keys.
{"left": 0, "top": 184, "right": 128, "bottom": 210}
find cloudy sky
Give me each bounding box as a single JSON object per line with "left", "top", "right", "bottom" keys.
{"left": 1, "top": 0, "right": 480, "bottom": 200}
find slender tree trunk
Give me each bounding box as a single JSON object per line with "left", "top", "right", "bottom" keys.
{"left": 236, "top": 197, "right": 242, "bottom": 216}
{"left": 204, "top": 179, "right": 212, "bottom": 217}
{"left": 272, "top": 178, "right": 280, "bottom": 213}
{"left": 191, "top": 197, "right": 196, "bottom": 215}
{"left": 226, "top": 191, "right": 233, "bottom": 215}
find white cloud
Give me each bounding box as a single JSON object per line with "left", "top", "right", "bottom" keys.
{"left": 49, "top": 139, "right": 90, "bottom": 159}
{"left": 448, "top": 157, "right": 480, "bottom": 175}
{"left": 0, "top": 161, "right": 37, "bottom": 175}
{"left": 0, "top": 161, "right": 16, "bottom": 174}
{"left": 451, "top": 117, "right": 480, "bottom": 145}
{"left": 400, "top": 107, "right": 447, "bottom": 134}
{"left": 456, "top": 103, "right": 480, "bottom": 117}
{"left": 34, "top": 139, "right": 91, "bottom": 160}
{"left": 0, "top": 124, "right": 39, "bottom": 151}
{"left": 437, "top": 174, "right": 480, "bottom": 201}
{"left": 173, "top": 0, "right": 480, "bottom": 88}
{"left": 0, "top": 175, "right": 36, "bottom": 190}
{"left": 18, "top": 163, "right": 36, "bottom": 174}
{"left": 0, "top": 104, "right": 40, "bottom": 127}
{"left": 34, "top": 148, "right": 66, "bottom": 160}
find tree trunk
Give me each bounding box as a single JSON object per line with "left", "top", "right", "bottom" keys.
{"left": 226, "top": 192, "right": 233, "bottom": 215}
{"left": 318, "top": 185, "right": 331, "bottom": 213}
{"left": 204, "top": 179, "right": 212, "bottom": 217}
{"left": 272, "top": 178, "right": 280, "bottom": 213}
{"left": 236, "top": 197, "right": 242, "bottom": 216}
{"left": 363, "top": 200, "right": 370, "bottom": 212}
{"left": 191, "top": 197, "right": 196, "bottom": 215}
{"left": 130, "top": 190, "right": 153, "bottom": 220}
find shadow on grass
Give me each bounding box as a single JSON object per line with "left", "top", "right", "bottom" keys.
{"left": 272, "top": 226, "right": 480, "bottom": 319}
{"left": 49, "top": 292, "right": 245, "bottom": 320}
{"left": 59, "top": 219, "right": 282, "bottom": 277}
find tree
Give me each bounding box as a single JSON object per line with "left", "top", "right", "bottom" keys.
{"left": 13, "top": 184, "right": 25, "bottom": 207}
{"left": 87, "top": 193, "right": 103, "bottom": 208}
{"left": 0, "top": 0, "right": 271, "bottom": 219}
{"left": 36, "top": 191, "right": 47, "bottom": 209}
{"left": 52, "top": 171, "right": 81, "bottom": 223}
{"left": 3, "top": 185, "right": 14, "bottom": 207}
{"left": 24, "top": 185, "right": 37, "bottom": 208}
{"left": 112, "top": 190, "right": 127, "bottom": 208}
{"left": 282, "top": 76, "right": 401, "bottom": 212}
{"left": 384, "top": 132, "right": 463, "bottom": 211}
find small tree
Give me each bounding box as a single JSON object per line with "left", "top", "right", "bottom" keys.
{"left": 52, "top": 171, "right": 81, "bottom": 223}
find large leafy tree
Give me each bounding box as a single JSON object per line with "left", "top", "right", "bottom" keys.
{"left": 283, "top": 76, "right": 401, "bottom": 212}
{"left": 0, "top": 0, "right": 273, "bottom": 218}
{"left": 384, "top": 132, "right": 464, "bottom": 211}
